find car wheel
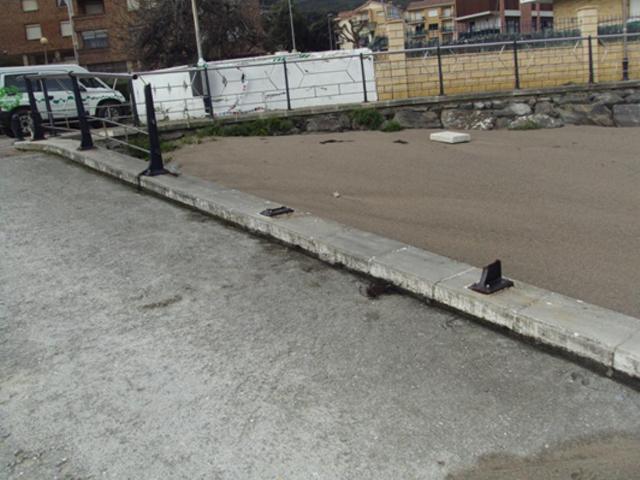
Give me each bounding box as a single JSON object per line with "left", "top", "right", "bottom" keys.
{"left": 96, "top": 101, "right": 122, "bottom": 124}
{"left": 9, "top": 109, "right": 33, "bottom": 139}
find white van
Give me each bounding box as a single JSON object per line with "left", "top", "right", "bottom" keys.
{"left": 0, "top": 64, "right": 126, "bottom": 137}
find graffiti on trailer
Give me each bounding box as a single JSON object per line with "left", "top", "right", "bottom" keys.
{"left": 0, "top": 86, "right": 21, "bottom": 111}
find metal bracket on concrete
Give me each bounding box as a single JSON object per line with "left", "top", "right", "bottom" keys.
{"left": 469, "top": 260, "right": 514, "bottom": 294}
{"left": 260, "top": 206, "right": 294, "bottom": 217}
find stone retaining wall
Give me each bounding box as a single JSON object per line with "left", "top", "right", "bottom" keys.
{"left": 285, "top": 85, "right": 640, "bottom": 133}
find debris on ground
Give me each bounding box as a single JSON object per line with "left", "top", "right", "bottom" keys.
{"left": 333, "top": 191, "right": 341, "bottom": 198}
{"left": 360, "top": 281, "right": 395, "bottom": 299}
{"left": 430, "top": 131, "right": 471, "bottom": 144}
{"left": 393, "top": 139, "right": 409, "bottom": 144}
{"left": 319, "top": 139, "right": 353, "bottom": 144}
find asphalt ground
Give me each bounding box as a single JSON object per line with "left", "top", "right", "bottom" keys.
{"left": 1, "top": 139, "right": 640, "bottom": 478}
{"left": 171, "top": 126, "right": 640, "bottom": 318}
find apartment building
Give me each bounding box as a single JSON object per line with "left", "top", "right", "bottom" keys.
{"left": 454, "top": 0, "right": 553, "bottom": 36}
{"left": 335, "top": 0, "right": 402, "bottom": 50}
{"left": 533, "top": 0, "right": 640, "bottom": 22}
{"left": 404, "top": 0, "right": 455, "bottom": 44}
{"left": 0, "top": 0, "right": 138, "bottom": 70}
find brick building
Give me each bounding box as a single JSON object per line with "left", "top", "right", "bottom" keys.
{"left": 0, "top": 0, "right": 137, "bottom": 71}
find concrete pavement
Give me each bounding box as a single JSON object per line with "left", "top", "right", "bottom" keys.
{"left": 2, "top": 141, "right": 640, "bottom": 478}
{"left": 15, "top": 137, "right": 640, "bottom": 379}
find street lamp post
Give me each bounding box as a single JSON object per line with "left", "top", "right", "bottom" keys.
{"left": 190, "top": 0, "right": 205, "bottom": 64}
{"left": 40, "top": 37, "right": 49, "bottom": 64}
{"left": 63, "top": 0, "right": 80, "bottom": 64}
{"left": 327, "top": 14, "right": 334, "bottom": 50}
{"left": 287, "top": 0, "right": 297, "bottom": 52}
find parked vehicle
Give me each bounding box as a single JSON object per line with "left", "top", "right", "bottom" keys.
{"left": 0, "top": 64, "right": 126, "bottom": 137}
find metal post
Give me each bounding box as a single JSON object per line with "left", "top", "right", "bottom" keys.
{"left": 359, "top": 52, "right": 368, "bottom": 103}
{"left": 128, "top": 77, "right": 140, "bottom": 127}
{"left": 328, "top": 14, "right": 334, "bottom": 50}
{"left": 40, "top": 78, "right": 56, "bottom": 135}
{"left": 10, "top": 114, "right": 25, "bottom": 141}
{"left": 588, "top": 35, "right": 594, "bottom": 84}
{"left": 283, "top": 59, "right": 292, "bottom": 111}
{"left": 202, "top": 64, "right": 215, "bottom": 120}
{"left": 24, "top": 77, "right": 45, "bottom": 141}
{"left": 190, "top": 0, "right": 205, "bottom": 64}
{"left": 142, "top": 84, "right": 169, "bottom": 176}
{"left": 513, "top": 38, "right": 520, "bottom": 90}
{"left": 437, "top": 43, "right": 445, "bottom": 96}
{"left": 69, "top": 73, "right": 93, "bottom": 150}
{"left": 287, "top": 0, "right": 297, "bottom": 52}
{"left": 623, "top": 0, "right": 629, "bottom": 81}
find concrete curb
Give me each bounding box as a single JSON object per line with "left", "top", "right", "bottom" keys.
{"left": 15, "top": 138, "right": 640, "bottom": 379}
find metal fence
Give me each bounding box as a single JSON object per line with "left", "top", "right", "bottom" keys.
{"left": 374, "top": 32, "right": 640, "bottom": 100}
{"left": 18, "top": 71, "right": 169, "bottom": 176}
{"left": 11, "top": 31, "right": 640, "bottom": 149}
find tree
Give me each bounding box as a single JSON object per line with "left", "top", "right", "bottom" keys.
{"left": 128, "top": 0, "right": 264, "bottom": 69}
{"left": 336, "top": 19, "right": 367, "bottom": 48}
{"left": 263, "top": 0, "right": 331, "bottom": 53}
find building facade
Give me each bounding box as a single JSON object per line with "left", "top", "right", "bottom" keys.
{"left": 454, "top": 0, "right": 553, "bottom": 36}
{"left": 335, "top": 0, "right": 403, "bottom": 50}
{"left": 404, "top": 0, "right": 456, "bottom": 45}
{"left": 0, "top": 0, "right": 138, "bottom": 71}
{"left": 537, "top": 0, "right": 640, "bottom": 21}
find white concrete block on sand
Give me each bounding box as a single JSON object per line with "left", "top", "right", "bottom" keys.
{"left": 430, "top": 131, "right": 471, "bottom": 144}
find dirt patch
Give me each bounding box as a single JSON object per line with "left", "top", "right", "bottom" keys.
{"left": 446, "top": 434, "right": 640, "bottom": 480}
{"left": 170, "top": 126, "right": 640, "bottom": 318}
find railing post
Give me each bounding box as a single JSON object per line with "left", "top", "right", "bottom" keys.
{"left": 128, "top": 77, "right": 140, "bottom": 127}
{"left": 202, "top": 64, "right": 215, "bottom": 120}
{"left": 23, "top": 77, "right": 45, "bottom": 141}
{"left": 588, "top": 35, "right": 594, "bottom": 84}
{"left": 436, "top": 42, "right": 445, "bottom": 96}
{"left": 359, "top": 52, "right": 368, "bottom": 103}
{"left": 142, "top": 83, "right": 169, "bottom": 176}
{"left": 40, "top": 78, "right": 56, "bottom": 135}
{"left": 513, "top": 38, "right": 520, "bottom": 90}
{"left": 283, "top": 58, "right": 292, "bottom": 111}
{"left": 69, "top": 73, "right": 94, "bottom": 150}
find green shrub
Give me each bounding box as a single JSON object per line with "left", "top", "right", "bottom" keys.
{"left": 350, "top": 108, "right": 384, "bottom": 130}
{"left": 381, "top": 120, "right": 404, "bottom": 132}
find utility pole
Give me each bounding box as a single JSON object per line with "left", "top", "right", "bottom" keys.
{"left": 190, "top": 0, "right": 205, "bottom": 64}
{"left": 287, "top": 0, "right": 297, "bottom": 52}
{"left": 64, "top": 0, "right": 80, "bottom": 64}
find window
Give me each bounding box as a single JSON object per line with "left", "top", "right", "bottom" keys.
{"left": 22, "top": 0, "right": 38, "bottom": 11}
{"left": 25, "top": 24, "right": 42, "bottom": 40}
{"left": 44, "top": 78, "right": 74, "bottom": 92}
{"left": 82, "top": 0, "right": 105, "bottom": 15}
{"left": 442, "top": 8, "right": 452, "bottom": 17}
{"left": 127, "top": 0, "right": 139, "bottom": 10}
{"left": 81, "top": 29, "right": 109, "bottom": 49}
{"left": 5, "top": 75, "right": 41, "bottom": 92}
{"left": 60, "top": 20, "right": 72, "bottom": 37}
{"left": 428, "top": 23, "right": 439, "bottom": 31}
{"left": 428, "top": 9, "right": 438, "bottom": 17}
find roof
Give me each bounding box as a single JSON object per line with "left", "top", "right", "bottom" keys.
{"left": 406, "top": 0, "right": 454, "bottom": 9}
